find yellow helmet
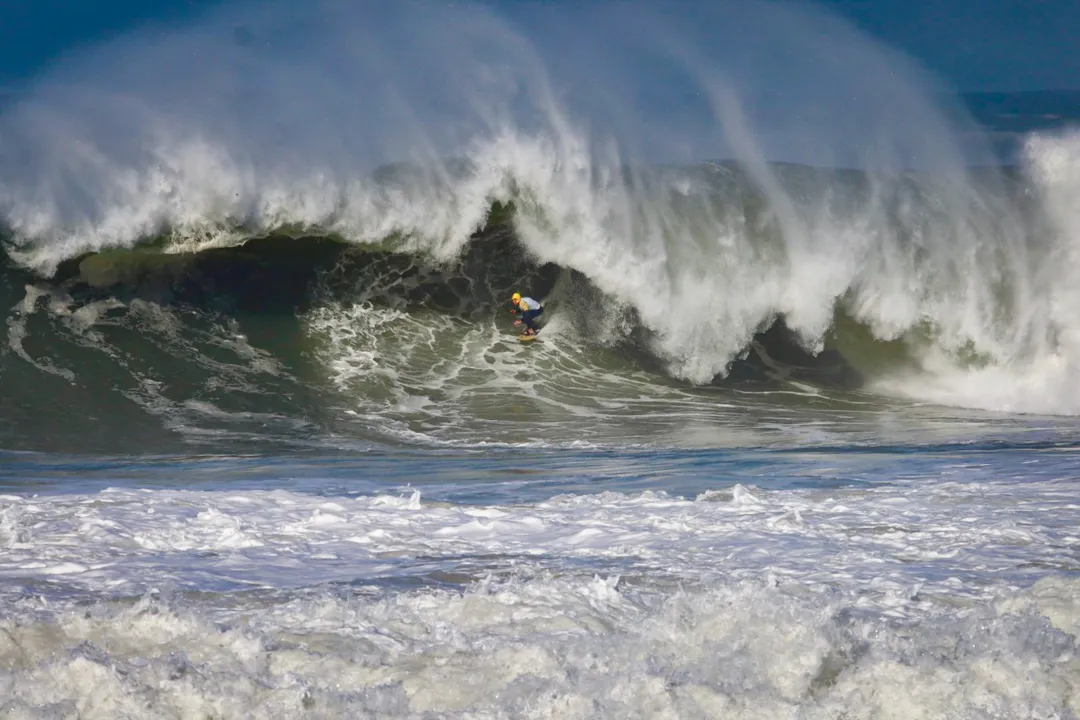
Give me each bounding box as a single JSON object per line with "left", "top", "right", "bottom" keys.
{"left": 511, "top": 292, "right": 521, "bottom": 304}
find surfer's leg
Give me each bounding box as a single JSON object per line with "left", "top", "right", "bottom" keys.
{"left": 522, "top": 309, "right": 540, "bottom": 334}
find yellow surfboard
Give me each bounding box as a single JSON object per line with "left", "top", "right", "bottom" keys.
{"left": 519, "top": 333, "right": 539, "bottom": 343}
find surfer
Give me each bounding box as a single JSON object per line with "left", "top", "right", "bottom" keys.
{"left": 510, "top": 292, "right": 544, "bottom": 336}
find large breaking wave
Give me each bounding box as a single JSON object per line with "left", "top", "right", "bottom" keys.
{"left": 2, "top": 0, "right": 1080, "bottom": 449}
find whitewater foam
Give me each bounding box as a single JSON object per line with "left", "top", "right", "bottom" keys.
{"left": 2, "top": 467, "right": 1078, "bottom": 603}
{"left": 2, "top": 476, "right": 1080, "bottom": 718}
{"left": 2, "top": 576, "right": 1078, "bottom": 719}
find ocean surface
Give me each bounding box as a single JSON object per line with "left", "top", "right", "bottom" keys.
{"left": 2, "top": 1, "right": 1080, "bottom": 717}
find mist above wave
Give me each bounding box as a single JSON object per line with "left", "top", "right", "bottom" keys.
{"left": 0, "top": 0, "right": 977, "bottom": 269}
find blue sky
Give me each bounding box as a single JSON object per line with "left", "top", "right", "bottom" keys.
{"left": 0, "top": 0, "right": 220, "bottom": 89}
{"left": 0, "top": 0, "right": 1076, "bottom": 92}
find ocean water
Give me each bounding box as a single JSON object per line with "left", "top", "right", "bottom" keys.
{"left": 2, "top": 1, "right": 1080, "bottom": 717}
